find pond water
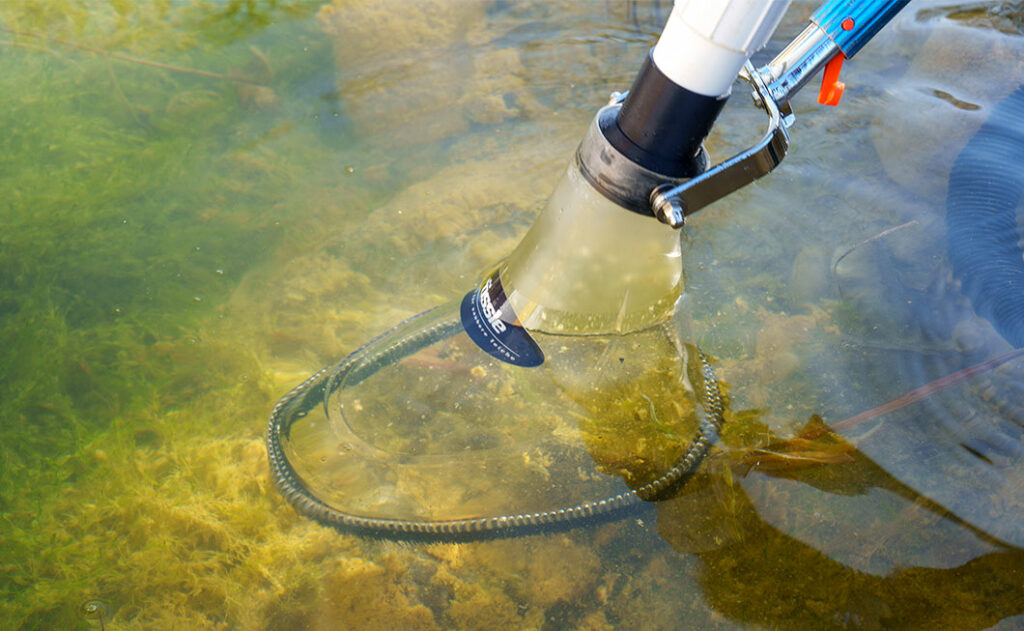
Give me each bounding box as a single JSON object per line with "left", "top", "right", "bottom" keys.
{"left": 2, "top": 0, "right": 1023, "bottom": 629}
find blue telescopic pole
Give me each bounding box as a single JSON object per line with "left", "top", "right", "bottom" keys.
{"left": 812, "top": 0, "right": 911, "bottom": 58}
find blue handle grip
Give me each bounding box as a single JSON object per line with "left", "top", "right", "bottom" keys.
{"left": 812, "top": 0, "right": 910, "bottom": 58}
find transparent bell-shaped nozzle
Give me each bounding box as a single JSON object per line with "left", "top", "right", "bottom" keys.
{"left": 271, "top": 299, "right": 723, "bottom": 536}
{"left": 501, "top": 163, "right": 683, "bottom": 335}
{"left": 268, "top": 164, "right": 724, "bottom": 539}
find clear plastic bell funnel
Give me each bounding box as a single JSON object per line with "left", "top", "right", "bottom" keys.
{"left": 271, "top": 296, "right": 720, "bottom": 537}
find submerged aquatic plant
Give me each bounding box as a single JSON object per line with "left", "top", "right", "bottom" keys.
{"left": 0, "top": 0, "right": 357, "bottom": 626}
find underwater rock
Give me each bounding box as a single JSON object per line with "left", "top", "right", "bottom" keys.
{"left": 488, "top": 0, "right": 664, "bottom": 115}
{"left": 317, "top": 0, "right": 657, "bottom": 151}
{"left": 351, "top": 145, "right": 560, "bottom": 294}
{"left": 605, "top": 554, "right": 705, "bottom": 629}
{"left": 425, "top": 535, "right": 607, "bottom": 629}
{"left": 318, "top": 0, "right": 494, "bottom": 146}
{"left": 461, "top": 536, "right": 602, "bottom": 609}
{"left": 318, "top": 555, "right": 438, "bottom": 630}
{"left": 519, "top": 537, "right": 602, "bottom": 608}
{"left": 440, "top": 570, "right": 542, "bottom": 630}
{"left": 461, "top": 47, "right": 533, "bottom": 126}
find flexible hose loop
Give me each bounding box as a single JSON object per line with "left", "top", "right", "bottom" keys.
{"left": 266, "top": 320, "right": 725, "bottom": 541}
{"left": 947, "top": 85, "right": 1024, "bottom": 349}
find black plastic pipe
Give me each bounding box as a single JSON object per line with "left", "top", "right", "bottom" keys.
{"left": 604, "top": 52, "right": 728, "bottom": 179}
{"left": 946, "top": 85, "right": 1024, "bottom": 349}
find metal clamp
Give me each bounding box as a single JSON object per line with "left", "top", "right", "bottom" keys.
{"left": 650, "top": 61, "right": 793, "bottom": 226}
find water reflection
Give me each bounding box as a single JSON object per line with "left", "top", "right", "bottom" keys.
{"left": 659, "top": 462, "right": 1024, "bottom": 629}
{"left": 828, "top": 213, "right": 1024, "bottom": 547}
{"left": 589, "top": 349, "right": 1024, "bottom": 627}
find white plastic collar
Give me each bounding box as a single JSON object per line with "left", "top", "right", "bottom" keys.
{"left": 653, "top": 0, "right": 791, "bottom": 97}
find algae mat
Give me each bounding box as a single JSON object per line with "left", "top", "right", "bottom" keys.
{"left": 2, "top": 1, "right": 1022, "bottom": 629}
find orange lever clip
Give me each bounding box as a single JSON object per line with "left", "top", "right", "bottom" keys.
{"left": 818, "top": 54, "right": 847, "bottom": 107}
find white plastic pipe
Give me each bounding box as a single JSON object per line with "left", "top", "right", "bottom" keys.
{"left": 653, "top": 0, "right": 792, "bottom": 97}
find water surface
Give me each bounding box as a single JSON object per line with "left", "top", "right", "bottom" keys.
{"left": 1, "top": 0, "right": 1022, "bottom": 628}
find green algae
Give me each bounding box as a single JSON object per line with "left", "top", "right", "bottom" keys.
{"left": 0, "top": 1, "right": 342, "bottom": 626}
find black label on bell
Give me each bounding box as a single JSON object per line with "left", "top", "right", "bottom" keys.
{"left": 460, "top": 271, "right": 544, "bottom": 367}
